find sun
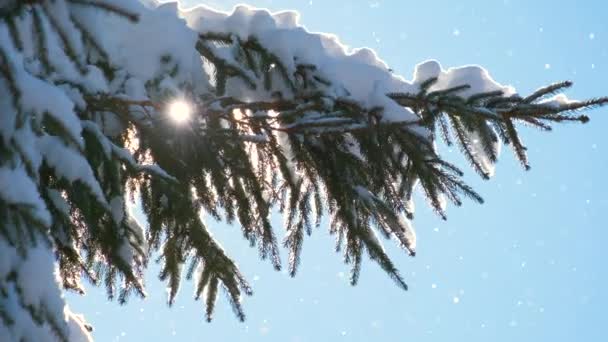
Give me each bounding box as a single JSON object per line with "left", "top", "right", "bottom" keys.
{"left": 168, "top": 100, "right": 192, "bottom": 123}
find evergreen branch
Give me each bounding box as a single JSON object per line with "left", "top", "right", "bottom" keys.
{"left": 5, "top": 15, "right": 23, "bottom": 51}
{"left": 70, "top": 14, "right": 110, "bottom": 61}
{"left": 0, "top": 0, "right": 44, "bottom": 19}
{"left": 0, "top": 45, "right": 21, "bottom": 109}
{"left": 196, "top": 39, "right": 257, "bottom": 95}
{"left": 43, "top": 2, "right": 87, "bottom": 73}
{"left": 389, "top": 82, "right": 608, "bottom": 170}
{"left": 466, "top": 90, "right": 504, "bottom": 104}
{"left": 523, "top": 81, "right": 572, "bottom": 103}
{"left": 448, "top": 116, "right": 491, "bottom": 179}
{"left": 3, "top": 3, "right": 608, "bottom": 334}
{"left": 31, "top": 7, "right": 54, "bottom": 74}
{"left": 67, "top": 0, "right": 139, "bottom": 22}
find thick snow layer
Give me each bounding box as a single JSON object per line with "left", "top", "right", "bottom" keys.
{"left": 178, "top": 4, "right": 525, "bottom": 131}
{"left": 539, "top": 93, "right": 579, "bottom": 108}
{"left": 181, "top": 4, "right": 419, "bottom": 122}
{"left": 38, "top": 136, "right": 108, "bottom": 207}
{"left": 413, "top": 60, "right": 515, "bottom": 98}
{"left": 0, "top": 240, "right": 93, "bottom": 342}
{"left": 0, "top": 167, "right": 52, "bottom": 226}
{"left": 79, "top": 0, "right": 204, "bottom": 87}
{"left": 12, "top": 54, "right": 84, "bottom": 148}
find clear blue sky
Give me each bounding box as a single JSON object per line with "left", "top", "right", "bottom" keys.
{"left": 68, "top": 1, "right": 608, "bottom": 341}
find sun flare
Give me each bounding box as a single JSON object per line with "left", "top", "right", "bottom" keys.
{"left": 168, "top": 100, "right": 192, "bottom": 123}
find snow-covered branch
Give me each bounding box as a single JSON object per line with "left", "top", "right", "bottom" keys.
{"left": 0, "top": 1, "right": 606, "bottom": 341}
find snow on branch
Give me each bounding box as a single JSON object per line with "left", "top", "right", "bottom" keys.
{"left": 0, "top": 1, "right": 606, "bottom": 341}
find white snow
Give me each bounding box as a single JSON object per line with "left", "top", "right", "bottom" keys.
{"left": 181, "top": 4, "right": 420, "bottom": 123}
{"left": 539, "top": 93, "right": 578, "bottom": 108}
{"left": 468, "top": 130, "right": 501, "bottom": 177}
{"left": 37, "top": 136, "right": 108, "bottom": 207}
{"left": 110, "top": 196, "right": 126, "bottom": 225}
{"left": 414, "top": 60, "right": 515, "bottom": 98}
{"left": 81, "top": 0, "right": 202, "bottom": 85}
{"left": 0, "top": 240, "right": 92, "bottom": 342}
{"left": 0, "top": 167, "right": 52, "bottom": 226}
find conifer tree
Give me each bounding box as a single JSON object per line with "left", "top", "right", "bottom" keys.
{"left": 0, "top": 1, "right": 606, "bottom": 341}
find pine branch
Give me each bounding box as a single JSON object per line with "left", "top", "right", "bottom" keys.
{"left": 67, "top": 0, "right": 139, "bottom": 22}
{"left": 2, "top": 3, "right": 607, "bottom": 337}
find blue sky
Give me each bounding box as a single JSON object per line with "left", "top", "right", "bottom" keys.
{"left": 68, "top": 1, "right": 608, "bottom": 341}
